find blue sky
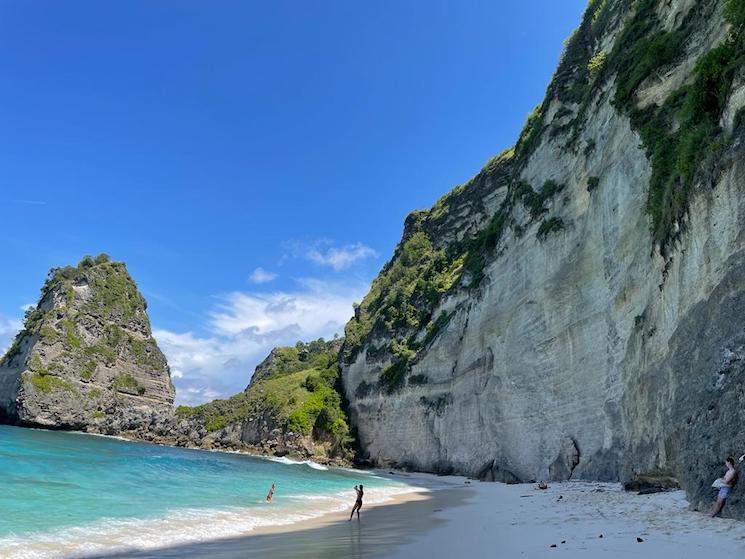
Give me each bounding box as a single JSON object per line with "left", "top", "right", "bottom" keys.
{"left": 0, "top": 0, "right": 587, "bottom": 404}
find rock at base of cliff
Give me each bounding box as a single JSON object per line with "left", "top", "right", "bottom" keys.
{"left": 549, "top": 437, "right": 580, "bottom": 481}
{"left": 624, "top": 473, "right": 680, "bottom": 495}
{"left": 477, "top": 460, "right": 522, "bottom": 484}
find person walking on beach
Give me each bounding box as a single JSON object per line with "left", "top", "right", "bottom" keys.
{"left": 266, "top": 482, "right": 275, "bottom": 503}
{"left": 349, "top": 484, "right": 364, "bottom": 521}
{"left": 711, "top": 457, "right": 738, "bottom": 517}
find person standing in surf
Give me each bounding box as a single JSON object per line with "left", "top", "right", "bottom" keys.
{"left": 266, "top": 482, "right": 275, "bottom": 503}
{"left": 349, "top": 484, "right": 364, "bottom": 520}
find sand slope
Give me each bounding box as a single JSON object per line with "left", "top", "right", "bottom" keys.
{"left": 386, "top": 480, "right": 745, "bottom": 558}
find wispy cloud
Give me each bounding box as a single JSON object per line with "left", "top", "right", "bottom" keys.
{"left": 248, "top": 267, "right": 278, "bottom": 284}
{"left": 153, "top": 278, "right": 366, "bottom": 406}
{"left": 14, "top": 200, "right": 47, "bottom": 206}
{"left": 285, "top": 240, "right": 378, "bottom": 271}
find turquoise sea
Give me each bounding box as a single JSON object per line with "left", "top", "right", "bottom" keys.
{"left": 0, "top": 425, "right": 413, "bottom": 558}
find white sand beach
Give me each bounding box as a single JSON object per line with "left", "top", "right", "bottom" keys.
{"left": 76, "top": 474, "right": 745, "bottom": 559}
{"left": 386, "top": 479, "right": 745, "bottom": 558}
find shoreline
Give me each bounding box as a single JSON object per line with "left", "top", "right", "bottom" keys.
{"left": 1, "top": 472, "right": 444, "bottom": 559}
{"left": 79, "top": 482, "right": 468, "bottom": 559}
{"left": 1, "top": 425, "right": 450, "bottom": 559}
{"left": 216, "top": 484, "right": 439, "bottom": 538}
{"left": 6, "top": 427, "right": 745, "bottom": 558}
{"left": 80, "top": 479, "right": 745, "bottom": 559}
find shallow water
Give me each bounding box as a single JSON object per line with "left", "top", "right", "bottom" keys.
{"left": 0, "top": 425, "right": 412, "bottom": 558}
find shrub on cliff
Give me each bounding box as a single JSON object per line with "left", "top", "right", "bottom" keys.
{"left": 537, "top": 217, "right": 565, "bottom": 241}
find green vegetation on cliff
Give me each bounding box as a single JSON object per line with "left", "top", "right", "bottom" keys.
{"left": 537, "top": 217, "right": 565, "bottom": 241}
{"left": 343, "top": 157, "right": 566, "bottom": 390}
{"left": 113, "top": 373, "right": 146, "bottom": 395}
{"left": 626, "top": 0, "right": 744, "bottom": 249}
{"left": 344, "top": 226, "right": 464, "bottom": 363}
{"left": 29, "top": 371, "right": 76, "bottom": 394}
{"left": 552, "top": 0, "right": 744, "bottom": 251}
{"left": 176, "top": 339, "right": 353, "bottom": 459}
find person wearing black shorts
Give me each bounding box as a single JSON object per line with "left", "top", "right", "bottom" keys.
{"left": 349, "top": 484, "right": 363, "bottom": 520}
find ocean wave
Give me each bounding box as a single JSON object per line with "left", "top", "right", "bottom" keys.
{"left": 0, "top": 485, "right": 416, "bottom": 559}
{"left": 69, "top": 431, "right": 136, "bottom": 444}
{"left": 263, "top": 455, "right": 329, "bottom": 470}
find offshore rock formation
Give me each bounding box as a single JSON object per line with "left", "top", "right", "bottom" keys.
{"left": 341, "top": 0, "right": 745, "bottom": 516}
{"left": 0, "top": 255, "right": 175, "bottom": 428}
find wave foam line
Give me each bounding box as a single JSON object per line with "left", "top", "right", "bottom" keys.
{"left": 262, "top": 455, "right": 329, "bottom": 470}
{"left": 0, "top": 485, "right": 419, "bottom": 559}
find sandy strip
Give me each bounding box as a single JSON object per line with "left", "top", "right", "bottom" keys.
{"left": 386, "top": 479, "right": 745, "bottom": 558}
{"left": 80, "top": 476, "right": 745, "bottom": 559}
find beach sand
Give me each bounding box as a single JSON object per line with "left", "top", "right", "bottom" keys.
{"left": 387, "top": 479, "right": 745, "bottom": 558}
{"left": 81, "top": 476, "right": 745, "bottom": 559}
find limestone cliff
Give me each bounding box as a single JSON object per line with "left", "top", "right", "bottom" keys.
{"left": 0, "top": 254, "right": 175, "bottom": 428}
{"left": 341, "top": 0, "right": 745, "bottom": 516}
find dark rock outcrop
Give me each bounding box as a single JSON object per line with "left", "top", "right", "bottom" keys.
{"left": 549, "top": 437, "right": 580, "bottom": 481}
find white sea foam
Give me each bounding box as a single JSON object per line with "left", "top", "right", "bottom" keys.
{"left": 263, "top": 455, "right": 329, "bottom": 470}
{"left": 0, "top": 484, "right": 418, "bottom": 559}
{"left": 69, "top": 430, "right": 137, "bottom": 444}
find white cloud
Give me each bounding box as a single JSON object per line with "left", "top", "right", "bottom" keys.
{"left": 248, "top": 267, "right": 278, "bottom": 284}
{"left": 286, "top": 240, "right": 378, "bottom": 271}
{"left": 210, "top": 278, "right": 359, "bottom": 336}
{"left": 0, "top": 315, "right": 22, "bottom": 357}
{"left": 153, "top": 278, "right": 366, "bottom": 406}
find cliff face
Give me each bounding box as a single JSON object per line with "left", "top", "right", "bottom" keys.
{"left": 341, "top": 0, "right": 745, "bottom": 515}
{"left": 0, "top": 255, "right": 175, "bottom": 428}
